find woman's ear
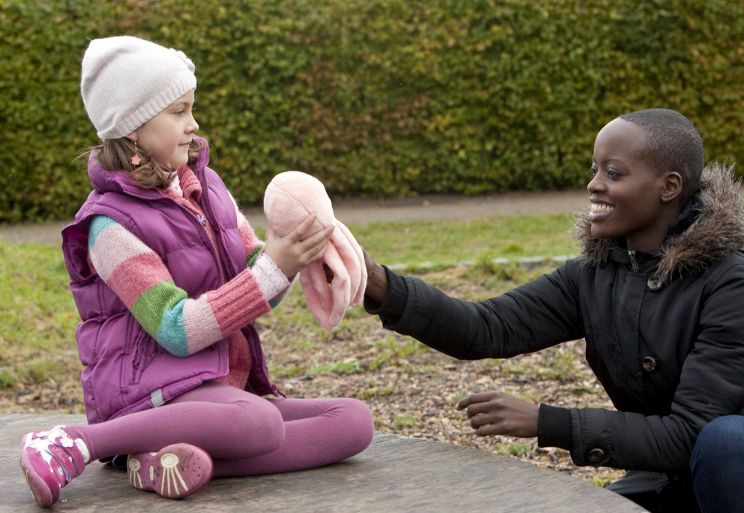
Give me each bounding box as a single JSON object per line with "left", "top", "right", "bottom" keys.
{"left": 660, "top": 172, "right": 683, "bottom": 203}
{"left": 126, "top": 131, "right": 138, "bottom": 142}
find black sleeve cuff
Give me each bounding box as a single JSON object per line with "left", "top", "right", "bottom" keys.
{"left": 537, "top": 403, "right": 573, "bottom": 451}
{"left": 364, "top": 265, "right": 408, "bottom": 326}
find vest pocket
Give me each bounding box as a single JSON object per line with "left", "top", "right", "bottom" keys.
{"left": 124, "top": 319, "right": 150, "bottom": 385}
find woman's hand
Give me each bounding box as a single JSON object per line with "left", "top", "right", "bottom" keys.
{"left": 456, "top": 391, "right": 539, "bottom": 438}
{"left": 264, "top": 214, "right": 334, "bottom": 279}
{"left": 363, "top": 248, "right": 389, "bottom": 303}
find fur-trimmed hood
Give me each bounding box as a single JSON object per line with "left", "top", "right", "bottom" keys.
{"left": 575, "top": 162, "right": 744, "bottom": 283}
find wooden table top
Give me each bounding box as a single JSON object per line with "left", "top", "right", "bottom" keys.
{"left": 1, "top": 413, "right": 644, "bottom": 512}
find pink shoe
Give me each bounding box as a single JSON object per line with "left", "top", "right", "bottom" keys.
{"left": 128, "top": 443, "right": 213, "bottom": 499}
{"left": 19, "top": 426, "right": 88, "bottom": 508}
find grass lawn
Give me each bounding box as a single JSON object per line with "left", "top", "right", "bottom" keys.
{"left": 0, "top": 213, "right": 578, "bottom": 391}
{"left": 0, "top": 242, "right": 80, "bottom": 392}
{"left": 0, "top": 213, "right": 623, "bottom": 486}
{"left": 351, "top": 214, "right": 579, "bottom": 268}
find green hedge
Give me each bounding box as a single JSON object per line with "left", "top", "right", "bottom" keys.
{"left": 1, "top": 0, "right": 741, "bottom": 222}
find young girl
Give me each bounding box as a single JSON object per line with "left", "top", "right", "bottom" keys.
{"left": 19, "top": 36, "right": 373, "bottom": 508}
{"left": 363, "top": 109, "right": 744, "bottom": 513}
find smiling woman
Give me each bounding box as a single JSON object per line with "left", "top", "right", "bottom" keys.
{"left": 587, "top": 111, "right": 702, "bottom": 253}
{"left": 362, "top": 109, "right": 744, "bottom": 513}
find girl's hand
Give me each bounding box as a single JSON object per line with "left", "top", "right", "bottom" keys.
{"left": 264, "top": 214, "right": 334, "bottom": 278}
{"left": 363, "top": 248, "right": 389, "bottom": 303}
{"left": 456, "top": 391, "right": 539, "bottom": 438}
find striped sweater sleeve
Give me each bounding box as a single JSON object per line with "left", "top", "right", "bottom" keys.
{"left": 88, "top": 215, "right": 271, "bottom": 357}
{"left": 230, "top": 192, "right": 291, "bottom": 307}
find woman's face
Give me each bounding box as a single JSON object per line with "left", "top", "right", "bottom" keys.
{"left": 587, "top": 118, "right": 671, "bottom": 251}
{"left": 133, "top": 90, "right": 199, "bottom": 170}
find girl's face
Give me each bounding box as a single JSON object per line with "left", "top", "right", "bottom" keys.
{"left": 133, "top": 90, "right": 199, "bottom": 170}
{"left": 587, "top": 118, "right": 673, "bottom": 252}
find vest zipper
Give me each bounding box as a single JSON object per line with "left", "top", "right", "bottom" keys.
{"left": 199, "top": 174, "right": 277, "bottom": 396}
{"left": 168, "top": 198, "right": 226, "bottom": 285}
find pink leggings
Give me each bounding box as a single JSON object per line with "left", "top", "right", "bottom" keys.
{"left": 65, "top": 381, "right": 374, "bottom": 477}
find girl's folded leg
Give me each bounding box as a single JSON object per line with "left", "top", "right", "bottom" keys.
{"left": 70, "top": 381, "right": 285, "bottom": 461}
{"left": 20, "top": 385, "right": 373, "bottom": 504}
{"left": 19, "top": 382, "right": 284, "bottom": 505}
{"left": 213, "top": 397, "right": 374, "bottom": 477}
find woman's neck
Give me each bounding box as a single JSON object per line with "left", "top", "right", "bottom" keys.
{"left": 625, "top": 204, "right": 682, "bottom": 252}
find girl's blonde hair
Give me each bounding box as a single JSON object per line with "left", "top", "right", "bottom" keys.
{"left": 87, "top": 137, "right": 204, "bottom": 189}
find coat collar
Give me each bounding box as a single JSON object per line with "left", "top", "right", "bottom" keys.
{"left": 575, "top": 162, "right": 744, "bottom": 282}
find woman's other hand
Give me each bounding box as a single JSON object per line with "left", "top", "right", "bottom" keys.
{"left": 363, "top": 248, "right": 389, "bottom": 303}
{"left": 456, "top": 391, "right": 539, "bottom": 438}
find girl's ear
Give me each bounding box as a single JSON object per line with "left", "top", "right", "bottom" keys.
{"left": 126, "top": 131, "right": 138, "bottom": 142}
{"left": 660, "top": 172, "right": 683, "bottom": 203}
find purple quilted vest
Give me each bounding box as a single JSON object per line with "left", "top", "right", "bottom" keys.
{"left": 62, "top": 138, "right": 276, "bottom": 424}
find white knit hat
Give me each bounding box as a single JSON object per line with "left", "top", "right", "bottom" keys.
{"left": 81, "top": 36, "right": 197, "bottom": 140}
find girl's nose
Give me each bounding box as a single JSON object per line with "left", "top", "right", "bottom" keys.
{"left": 188, "top": 114, "right": 199, "bottom": 133}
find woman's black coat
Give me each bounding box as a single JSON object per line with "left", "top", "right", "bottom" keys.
{"left": 366, "top": 164, "right": 744, "bottom": 474}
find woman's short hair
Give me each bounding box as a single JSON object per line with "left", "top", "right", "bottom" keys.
{"left": 620, "top": 108, "right": 704, "bottom": 203}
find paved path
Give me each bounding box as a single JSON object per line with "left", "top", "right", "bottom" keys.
{"left": 3, "top": 414, "right": 642, "bottom": 513}
{"left": 0, "top": 190, "right": 587, "bottom": 245}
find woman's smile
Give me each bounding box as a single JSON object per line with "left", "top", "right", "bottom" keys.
{"left": 588, "top": 201, "right": 615, "bottom": 221}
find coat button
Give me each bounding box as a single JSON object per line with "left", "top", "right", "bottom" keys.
{"left": 588, "top": 448, "right": 605, "bottom": 464}
{"left": 642, "top": 356, "right": 657, "bottom": 372}
{"left": 647, "top": 276, "right": 662, "bottom": 290}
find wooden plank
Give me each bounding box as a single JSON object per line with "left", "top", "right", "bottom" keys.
{"left": 1, "top": 414, "right": 644, "bottom": 512}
